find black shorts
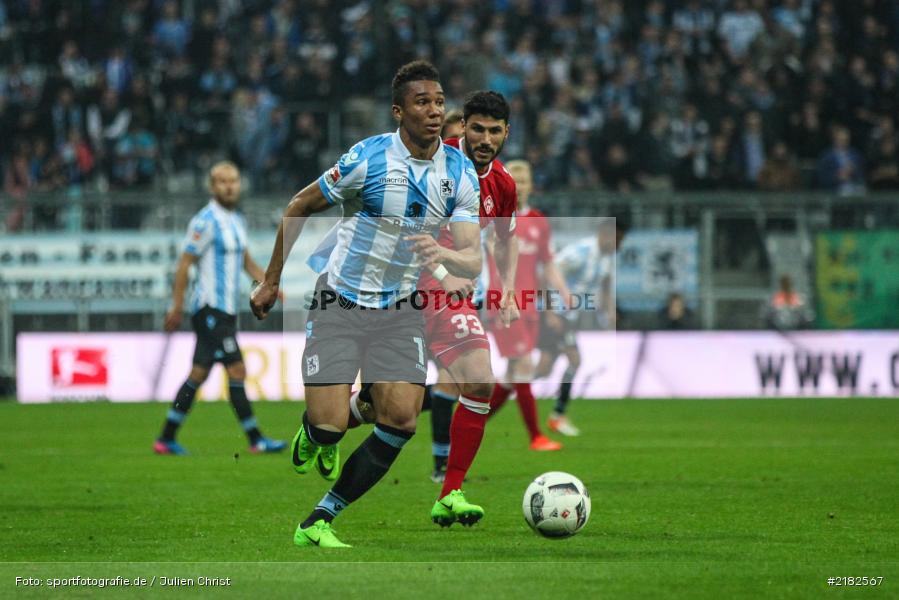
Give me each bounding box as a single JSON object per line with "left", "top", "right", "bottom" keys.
{"left": 537, "top": 312, "right": 578, "bottom": 354}
{"left": 191, "top": 306, "right": 243, "bottom": 367}
{"left": 302, "top": 276, "right": 427, "bottom": 386}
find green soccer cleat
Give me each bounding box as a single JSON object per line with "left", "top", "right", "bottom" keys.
{"left": 294, "top": 519, "right": 352, "bottom": 548}
{"left": 316, "top": 442, "right": 340, "bottom": 481}
{"left": 290, "top": 426, "right": 319, "bottom": 475}
{"left": 431, "top": 489, "right": 485, "bottom": 528}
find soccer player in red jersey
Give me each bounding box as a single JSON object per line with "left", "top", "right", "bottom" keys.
{"left": 350, "top": 91, "right": 520, "bottom": 526}
{"left": 486, "top": 160, "right": 572, "bottom": 448}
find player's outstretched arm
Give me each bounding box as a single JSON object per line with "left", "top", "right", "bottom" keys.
{"left": 543, "top": 261, "right": 574, "bottom": 309}
{"left": 494, "top": 233, "right": 520, "bottom": 327}
{"left": 243, "top": 251, "right": 266, "bottom": 284}
{"left": 250, "top": 182, "right": 331, "bottom": 319}
{"left": 165, "top": 252, "right": 198, "bottom": 331}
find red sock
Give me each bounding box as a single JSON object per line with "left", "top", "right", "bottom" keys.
{"left": 441, "top": 396, "right": 489, "bottom": 497}
{"left": 488, "top": 382, "right": 513, "bottom": 416}
{"left": 514, "top": 383, "right": 541, "bottom": 441}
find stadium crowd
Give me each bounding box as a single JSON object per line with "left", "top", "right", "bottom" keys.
{"left": 2, "top": 0, "right": 899, "bottom": 230}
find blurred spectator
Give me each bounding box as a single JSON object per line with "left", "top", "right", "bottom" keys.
{"left": 817, "top": 126, "right": 865, "bottom": 195}
{"left": 47, "top": 86, "right": 84, "bottom": 149}
{"left": 259, "top": 105, "right": 290, "bottom": 191}
{"left": 152, "top": 1, "right": 190, "bottom": 60}
{"left": 599, "top": 143, "right": 640, "bottom": 193}
{"left": 868, "top": 137, "right": 899, "bottom": 190}
{"left": 104, "top": 47, "right": 133, "bottom": 96}
{"left": 59, "top": 129, "right": 95, "bottom": 186}
{"left": 717, "top": 0, "right": 765, "bottom": 62}
{"left": 772, "top": 0, "right": 808, "bottom": 41}
{"left": 199, "top": 55, "right": 237, "bottom": 109}
{"left": 127, "top": 75, "right": 157, "bottom": 131}
{"left": 669, "top": 103, "right": 710, "bottom": 188}
{"left": 3, "top": 140, "right": 33, "bottom": 231}
{"left": 538, "top": 87, "right": 578, "bottom": 185}
{"left": 0, "top": 0, "right": 896, "bottom": 218}
{"left": 635, "top": 113, "right": 674, "bottom": 190}
{"left": 658, "top": 293, "right": 695, "bottom": 330}
{"left": 87, "top": 89, "right": 131, "bottom": 183}
{"left": 567, "top": 145, "right": 600, "bottom": 190}
{"left": 758, "top": 141, "right": 801, "bottom": 191}
{"left": 734, "top": 111, "right": 768, "bottom": 186}
{"left": 286, "top": 111, "right": 327, "bottom": 190}
{"left": 698, "top": 134, "right": 741, "bottom": 190}
{"left": 790, "top": 102, "right": 829, "bottom": 163}
{"left": 32, "top": 138, "right": 65, "bottom": 192}
{"left": 58, "top": 41, "right": 93, "bottom": 91}
{"left": 162, "top": 93, "right": 197, "bottom": 173}
{"left": 763, "top": 275, "right": 813, "bottom": 330}
{"left": 672, "top": 0, "right": 716, "bottom": 56}
{"left": 112, "top": 117, "right": 158, "bottom": 188}
{"left": 189, "top": 6, "right": 220, "bottom": 69}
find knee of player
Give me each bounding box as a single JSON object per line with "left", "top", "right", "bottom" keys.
{"left": 378, "top": 408, "right": 419, "bottom": 433}
{"left": 568, "top": 353, "right": 582, "bottom": 370}
{"left": 189, "top": 365, "right": 211, "bottom": 384}
{"left": 226, "top": 362, "right": 247, "bottom": 380}
{"left": 459, "top": 380, "right": 494, "bottom": 400}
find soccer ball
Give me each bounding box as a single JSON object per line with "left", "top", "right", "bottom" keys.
{"left": 522, "top": 471, "right": 591, "bottom": 538}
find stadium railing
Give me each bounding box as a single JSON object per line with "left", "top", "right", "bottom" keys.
{"left": 2, "top": 190, "right": 898, "bottom": 380}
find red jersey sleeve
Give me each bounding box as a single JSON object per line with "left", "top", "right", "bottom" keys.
{"left": 494, "top": 162, "right": 518, "bottom": 240}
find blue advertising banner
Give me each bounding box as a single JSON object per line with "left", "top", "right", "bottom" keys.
{"left": 616, "top": 229, "right": 699, "bottom": 311}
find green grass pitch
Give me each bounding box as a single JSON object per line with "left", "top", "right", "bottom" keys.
{"left": 1, "top": 398, "right": 897, "bottom": 599}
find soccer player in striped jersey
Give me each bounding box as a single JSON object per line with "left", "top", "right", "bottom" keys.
{"left": 349, "top": 91, "right": 522, "bottom": 527}
{"left": 535, "top": 219, "right": 621, "bottom": 434}
{"left": 154, "top": 161, "right": 287, "bottom": 456}
{"left": 250, "top": 61, "right": 484, "bottom": 548}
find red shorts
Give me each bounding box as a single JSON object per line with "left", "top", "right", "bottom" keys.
{"left": 492, "top": 311, "right": 539, "bottom": 358}
{"left": 425, "top": 303, "right": 491, "bottom": 368}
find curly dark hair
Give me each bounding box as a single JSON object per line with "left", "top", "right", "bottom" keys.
{"left": 462, "top": 91, "right": 511, "bottom": 123}
{"left": 391, "top": 60, "right": 441, "bottom": 106}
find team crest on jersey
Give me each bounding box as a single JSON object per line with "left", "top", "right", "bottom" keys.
{"left": 340, "top": 141, "right": 365, "bottom": 167}
{"left": 483, "top": 195, "right": 494, "bottom": 214}
{"left": 440, "top": 178, "right": 455, "bottom": 198}
{"left": 326, "top": 165, "right": 341, "bottom": 186}
{"left": 306, "top": 354, "right": 320, "bottom": 376}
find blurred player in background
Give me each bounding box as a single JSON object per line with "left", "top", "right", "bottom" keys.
{"left": 536, "top": 220, "right": 621, "bottom": 435}
{"left": 251, "top": 61, "right": 484, "bottom": 547}
{"left": 441, "top": 109, "right": 464, "bottom": 139}
{"left": 487, "top": 160, "right": 570, "bottom": 447}
{"left": 350, "top": 91, "right": 520, "bottom": 526}
{"left": 154, "top": 162, "right": 286, "bottom": 456}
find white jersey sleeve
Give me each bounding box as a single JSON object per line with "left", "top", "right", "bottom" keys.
{"left": 183, "top": 213, "right": 214, "bottom": 256}
{"left": 317, "top": 141, "right": 370, "bottom": 205}
{"left": 449, "top": 163, "right": 480, "bottom": 225}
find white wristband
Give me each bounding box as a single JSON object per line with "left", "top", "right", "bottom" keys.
{"left": 432, "top": 264, "right": 449, "bottom": 282}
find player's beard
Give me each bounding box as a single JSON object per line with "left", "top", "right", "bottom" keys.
{"left": 469, "top": 138, "right": 505, "bottom": 170}
{"left": 216, "top": 193, "right": 239, "bottom": 210}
